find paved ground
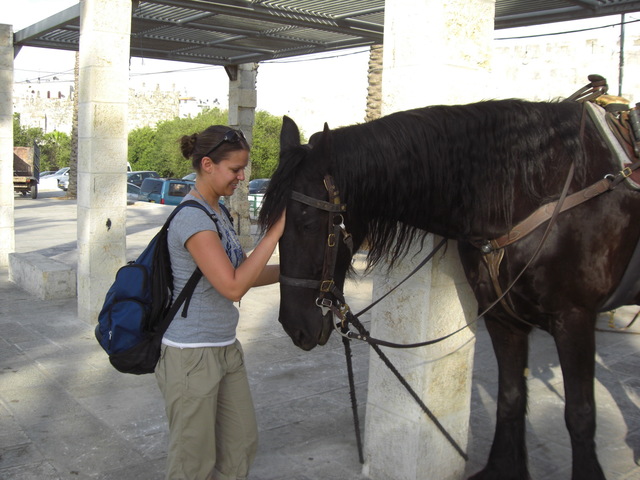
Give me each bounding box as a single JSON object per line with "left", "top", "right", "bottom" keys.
{"left": 1, "top": 188, "right": 639, "bottom": 479}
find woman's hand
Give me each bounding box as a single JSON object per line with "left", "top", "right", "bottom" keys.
{"left": 268, "top": 209, "right": 287, "bottom": 239}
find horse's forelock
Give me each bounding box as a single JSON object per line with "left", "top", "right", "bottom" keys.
{"left": 258, "top": 143, "right": 311, "bottom": 232}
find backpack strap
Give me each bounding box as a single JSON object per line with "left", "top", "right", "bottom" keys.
{"left": 149, "top": 200, "right": 227, "bottom": 341}
{"left": 157, "top": 266, "right": 202, "bottom": 332}
{"left": 175, "top": 199, "right": 227, "bottom": 238}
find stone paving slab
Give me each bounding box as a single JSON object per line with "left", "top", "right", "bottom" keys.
{"left": 1, "top": 191, "right": 639, "bottom": 479}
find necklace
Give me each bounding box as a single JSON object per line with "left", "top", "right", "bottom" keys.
{"left": 192, "top": 184, "right": 220, "bottom": 214}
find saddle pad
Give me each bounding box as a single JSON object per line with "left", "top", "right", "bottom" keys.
{"left": 585, "top": 101, "right": 640, "bottom": 189}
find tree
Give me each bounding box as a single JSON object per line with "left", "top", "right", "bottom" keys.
{"left": 13, "top": 113, "right": 71, "bottom": 171}
{"left": 13, "top": 113, "right": 44, "bottom": 149}
{"left": 128, "top": 126, "right": 157, "bottom": 171}
{"left": 40, "top": 131, "right": 71, "bottom": 170}
{"left": 365, "top": 44, "right": 383, "bottom": 122}
{"left": 250, "top": 110, "right": 281, "bottom": 179}
{"left": 127, "top": 108, "right": 287, "bottom": 180}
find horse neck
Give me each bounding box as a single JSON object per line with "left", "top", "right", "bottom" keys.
{"left": 334, "top": 148, "right": 482, "bottom": 241}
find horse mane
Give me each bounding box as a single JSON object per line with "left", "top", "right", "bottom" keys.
{"left": 258, "top": 143, "right": 310, "bottom": 231}
{"left": 260, "top": 99, "right": 589, "bottom": 270}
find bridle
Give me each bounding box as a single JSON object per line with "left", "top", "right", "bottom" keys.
{"left": 279, "top": 175, "right": 354, "bottom": 316}
{"left": 279, "top": 174, "right": 448, "bottom": 335}
{"left": 277, "top": 174, "right": 468, "bottom": 462}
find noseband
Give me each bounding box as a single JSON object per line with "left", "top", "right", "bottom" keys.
{"left": 279, "top": 175, "right": 353, "bottom": 313}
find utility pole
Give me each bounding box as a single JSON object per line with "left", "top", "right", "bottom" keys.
{"left": 619, "top": 13, "right": 625, "bottom": 97}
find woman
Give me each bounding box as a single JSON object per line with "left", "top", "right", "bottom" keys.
{"left": 155, "top": 125, "right": 285, "bottom": 480}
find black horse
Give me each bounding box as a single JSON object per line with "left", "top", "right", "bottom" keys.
{"left": 258, "top": 95, "right": 640, "bottom": 480}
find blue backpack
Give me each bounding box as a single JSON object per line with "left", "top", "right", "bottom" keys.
{"left": 95, "top": 200, "right": 231, "bottom": 374}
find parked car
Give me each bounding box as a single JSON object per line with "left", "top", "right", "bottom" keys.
{"left": 182, "top": 172, "right": 196, "bottom": 181}
{"left": 248, "top": 193, "right": 265, "bottom": 220}
{"left": 50, "top": 166, "right": 69, "bottom": 176}
{"left": 249, "top": 178, "right": 270, "bottom": 194}
{"left": 39, "top": 170, "right": 55, "bottom": 178}
{"left": 127, "top": 170, "right": 159, "bottom": 187}
{"left": 58, "top": 175, "right": 69, "bottom": 191}
{"left": 138, "top": 177, "right": 194, "bottom": 205}
{"left": 248, "top": 178, "right": 269, "bottom": 219}
{"left": 47, "top": 166, "right": 69, "bottom": 182}
{"left": 127, "top": 182, "right": 140, "bottom": 204}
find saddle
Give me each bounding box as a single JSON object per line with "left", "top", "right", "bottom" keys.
{"left": 574, "top": 76, "right": 640, "bottom": 311}
{"left": 571, "top": 74, "right": 640, "bottom": 188}
{"left": 482, "top": 75, "right": 640, "bottom": 318}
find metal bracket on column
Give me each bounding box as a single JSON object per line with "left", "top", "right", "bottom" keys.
{"left": 224, "top": 64, "right": 238, "bottom": 81}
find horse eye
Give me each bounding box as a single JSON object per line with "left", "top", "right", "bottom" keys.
{"left": 302, "top": 221, "right": 316, "bottom": 232}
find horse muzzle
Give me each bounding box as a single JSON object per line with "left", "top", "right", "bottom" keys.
{"left": 278, "top": 307, "right": 333, "bottom": 351}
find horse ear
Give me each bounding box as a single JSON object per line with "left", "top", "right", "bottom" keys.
{"left": 308, "top": 122, "right": 332, "bottom": 147}
{"left": 280, "top": 116, "right": 301, "bottom": 149}
{"left": 314, "top": 122, "right": 332, "bottom": 160}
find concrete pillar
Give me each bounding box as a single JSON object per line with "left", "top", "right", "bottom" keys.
{"left": 363, "top": 1, "right": 495, "bottom": 480}
{"left": 0, "top": 24, "right": 14, "bottom": 267}
{"left": 227, "top": 63, "right": 257, "bottom": 250}
{"left": 77, "top": 0, "right": 132, "bottom": 322}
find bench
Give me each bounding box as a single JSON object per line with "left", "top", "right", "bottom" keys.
{"left": 8, "top": 252, "right": 76, "bottom": 300}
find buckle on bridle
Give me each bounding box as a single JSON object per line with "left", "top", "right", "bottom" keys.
{"left": 316, "top": 297, "right": 333, "bottom": 315}
{"left": 327, "top": 233, "right": 336, "bottom": 247}
{"left": 320, "top": 279, "right": 334, "bottom": 292}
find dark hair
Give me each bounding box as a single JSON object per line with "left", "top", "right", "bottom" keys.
{"left": 179, "top": 125, "right": 250, "bottom": 172}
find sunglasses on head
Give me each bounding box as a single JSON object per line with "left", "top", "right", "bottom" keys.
{"left": 203, "top": 129, "right": 246, "bottom": 158}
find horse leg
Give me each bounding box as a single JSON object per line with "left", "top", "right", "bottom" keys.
{"left": 470, "top": 315, "right": 531, "bottom": 480}
{"left": 553, "top": 313, "right": 606, "bottom": 480}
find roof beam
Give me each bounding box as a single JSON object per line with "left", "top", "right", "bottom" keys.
{"left": 146, "top": 0, "right": 384, "bottom": 40}
{"left": 495, "top": 2, "right": 640, "bottom": 29}
{"left": 13, "top": 4, "right": 80, "bottom": 44}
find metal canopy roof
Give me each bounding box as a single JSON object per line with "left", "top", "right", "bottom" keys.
{"left": 13, "top": 0, "right": 640, "bottom": 67}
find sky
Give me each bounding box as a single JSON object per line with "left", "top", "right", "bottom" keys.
{"left": 4, "top": 0, "right": 371, "bottom": 138}
{"left": 5, "top": 1, "right": 640, "bottom": 136}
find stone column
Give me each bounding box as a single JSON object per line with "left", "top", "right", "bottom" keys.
{"left": 0, "top": 24, "right": 14, "bottom": 267}
{"left": 227, "top": 63, "right": 258, "bottom": 250}
{"left": 77, "top": 0, "right": 132, "bottom": 322}
{"left": 363, "top": 1, "right": 495, "bottom": 480}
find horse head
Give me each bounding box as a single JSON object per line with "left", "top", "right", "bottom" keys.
{"left": 259, "top": 117, "right": 355, "bottom": 350}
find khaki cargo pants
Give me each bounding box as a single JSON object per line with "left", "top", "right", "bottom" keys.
{"left": 156, "top": 340, "right": 258, "bottom": 480}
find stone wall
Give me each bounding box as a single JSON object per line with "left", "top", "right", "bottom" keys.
{"left": 491, "top": 23, "right": 640, "bottom": 103}
{"left": 13, "top": 81, "right": 180, "bottom": 134}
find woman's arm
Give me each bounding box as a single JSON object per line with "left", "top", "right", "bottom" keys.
{"left": 185, "top": 212, "right": 285, "bottom": 301}
{"left": 253, "top": 264, "right": 280, "bottom": 287}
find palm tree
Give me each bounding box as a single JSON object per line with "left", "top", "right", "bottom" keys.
{"left": 365, "top": 44, "right": 383, "bottom": 122}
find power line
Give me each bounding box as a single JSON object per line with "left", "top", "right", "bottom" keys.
{"left": 263, "top": 47, "right": 371, "bottom": 64}
{"left": 495, "top": 17, "right": 640, "bottom": 41}
{"left": 15, "top": 68, "right": 74, "bottom": 84}
{"left": 128, "top": 64, "right": 221, "bottom": 77}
